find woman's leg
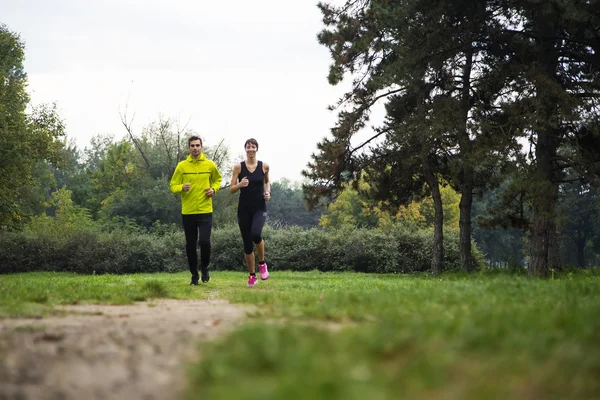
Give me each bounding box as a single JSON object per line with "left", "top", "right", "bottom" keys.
{"left": 250, "top": 210, "right": 267, "bottom": 261}
{"left": 244, "top": 253, "right": 255, "bottom": 274}
{"left": 237, "top": 209, "right": 255, "bottom": 274}
{"left": 250, "top": 210, "right": 268, "bottom": 279}
{"left": 255, "top": 239, "right": 265, "bottom": 264}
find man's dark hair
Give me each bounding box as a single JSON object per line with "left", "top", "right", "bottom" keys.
{"left": 244, "top": 138, "right": 259, "bottom": 150}
{"left": 188, "top": 136, "right": 203, "bottom": 146}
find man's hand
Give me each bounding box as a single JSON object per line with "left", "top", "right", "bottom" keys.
{"left": 205, "top": 187, "right": 215, "bottom": 197}
{"left": 183, "top": 183, "right": 191, "bottom": 192}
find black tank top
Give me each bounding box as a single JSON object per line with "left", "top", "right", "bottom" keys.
{"left": 238, "top": 161, "right": 266, "bottom": 211}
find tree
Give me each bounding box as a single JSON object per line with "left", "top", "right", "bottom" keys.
{"left": 419, "top": 185, "right": 460, "bottom": 228}
{"left": 0, "top": 24, "right": 65, "bottom": 227}
{"left": 306, "top": 0, "right": 506, "bottom": 273}
{"left": 318, "top": 182, "right": 378, "bottom": 231}
{"left": 52, "top": 142, "right": 91, "bottom": 207}
{"left": 472, "top": 183, "right": 526, "bottom": 268}
{"left": 308, "top": 0, "right": 600, "bottom": 278}
{"left": 87, "top": 140, "right": 141, "bottom": 216}
{"left": 21, "top": 141, "right": 92, "bottom": 220}
{"left": 78, "top": 120, "right": 235, "bottom": 228}
{"left": 98, "top": 176, "right": 182, "bottom": 229}
{"left": 267, "top": 179, "right": 322, "bottom": 228}
{"left": 557, "top": 183, "right": 599, "bottom": 268}
{"left": 487, "top": 1, "right": 600, "bottom": 277}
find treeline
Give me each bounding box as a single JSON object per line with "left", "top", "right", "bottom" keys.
{"left": 2, "top": 13, "right": 600, "bottom": 277}
{"left": 303, "top": 0, "right": 600, "bottom": 276}
{"left": 0, "top": 23, "right": 322, "bottom": 233}
{"left": 18, "top": 132, "right": 323, "bottom": 232}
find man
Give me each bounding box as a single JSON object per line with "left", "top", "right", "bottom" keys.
{"left": 170, "top": 136, "right": 222, "bottom": 285}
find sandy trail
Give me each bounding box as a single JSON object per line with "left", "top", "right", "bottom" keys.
{"left": 0, "top": 299, "right": 253, "bottom": 400}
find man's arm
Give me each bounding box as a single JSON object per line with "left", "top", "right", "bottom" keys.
{"left": 169, "top": 165, "right": 183, "bottom": 193}
{"left": 211, "top": 162, "right": 223, "bottom": 192}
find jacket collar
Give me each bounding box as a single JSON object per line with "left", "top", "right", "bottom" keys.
{"left": 187, "top": 153, "right": 206, "bottom": 162}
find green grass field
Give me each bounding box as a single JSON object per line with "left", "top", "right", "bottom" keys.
{"left": 1, "top": 270, "right": 599, "bottom": 399}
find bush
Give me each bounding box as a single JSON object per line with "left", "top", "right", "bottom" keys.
{"left": 0, "top": 221, "right": 482, "bottom": 274}
{"left": 210, "top": 224, "right": 246, "bottom": 271}
{"left": 0, "top": 223, "right": 186, "bottom": 275}
{"left": 209, "top": 223, "right": 479, "bottom": 274}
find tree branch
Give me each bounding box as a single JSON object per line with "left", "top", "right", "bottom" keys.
{"left": 119, "top": 104, "right": 150, "bottom": 170}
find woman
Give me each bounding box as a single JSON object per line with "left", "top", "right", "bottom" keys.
{"left": 229, "top": 138, "right": 271, "bottom": 287}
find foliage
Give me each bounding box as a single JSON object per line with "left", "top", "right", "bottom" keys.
{"left": 305, "top": 0, "right": 600, "bottom": 276}
{"left": 557, "top": 183, "right": 600, "bottom": 267}
{"left": 0, "top": 25, "right": 65, "bottom": 227}
{"left": 319, "top": 182, "right": 460, "bottom": 231}
{"left": 413, "top": 185, "right": 460, "bottom": 228}
{"left": 267, "top": 179, "right": 323, "bottom": 228}
{"left": 0, "top": 212, "right": 481, "bottom": 275}
{"left": 0, "top": 189, "right": 185, "bottom": 275}
{"left": 318, "top": 183, "right": 378, "bottom": 230}
{"left": 98, "top": 176, "right": 182, "bottom": 229}
{"left": 87, "top": 140, "right": 141, "bottom": 215}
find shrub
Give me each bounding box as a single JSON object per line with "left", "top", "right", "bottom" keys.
{"left": 0, "top": 221, "right": 481, "bottom": 274}
{"left": 0, "top": 222, "right": 186, "bottom": 275}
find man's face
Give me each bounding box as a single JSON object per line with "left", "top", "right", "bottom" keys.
{"left": 189, "top": 140, "right": 202, "bottom": 157}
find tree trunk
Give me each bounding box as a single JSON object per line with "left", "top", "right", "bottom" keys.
{"left": 529, "top": 133, "right": 558, "bottom": 278}
{"left": 548, "top": 223, "right": 561, "bottom": 270}
{"left": 529, "top": 15, "right": 560, "bottom": 278}
{"left": 460, "top": 168, "right": 474, "bottom": 271}
{"left": 423, "top": 158, "right": 444, "bottom": 275}
{"left": 458, "top": 45, "right": 474, "bottom": 272}
{"left": 575, "top": 237, "right": 585, "bottom": 268}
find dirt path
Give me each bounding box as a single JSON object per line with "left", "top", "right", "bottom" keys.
{"left": 0, "top": 299, "right": 254, "bottom": 400}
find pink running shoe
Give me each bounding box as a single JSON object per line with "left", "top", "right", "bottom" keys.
{"left": 247, "top": 274, "right": 258, "bottom": 287}
{"left": 258, "top": 261, "right": 269, "bottom": 280}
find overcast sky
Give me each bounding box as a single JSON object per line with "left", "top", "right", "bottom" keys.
{"left": 0, "top": 0, "right": 367, "bottom": 182}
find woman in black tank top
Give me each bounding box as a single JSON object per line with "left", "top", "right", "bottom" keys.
{"left": 238, "top": 160, "right": 267, "bottom": 212}
{"left": 229, "top": 138, "right": 272, "bottom": 287}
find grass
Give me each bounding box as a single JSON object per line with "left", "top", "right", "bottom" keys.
{"left": 0, "top": 271, "right": 209, "bottom": 317}
{"left": 1, "top": 270, "right": 599, "bottom": 399}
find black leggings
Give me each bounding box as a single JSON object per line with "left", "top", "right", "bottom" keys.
{"left": 237, "top": 208, "right": 267, "bottom": 254}
{"left": 182, "top": 213, "right": 212, "bottom": 275}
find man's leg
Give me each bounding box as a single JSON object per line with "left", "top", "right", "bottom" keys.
{"left": 197, "top": 213, "right": 213, "bottom": 283}
{"left": 182, "top": 214, "right": 199, "bottom": 284}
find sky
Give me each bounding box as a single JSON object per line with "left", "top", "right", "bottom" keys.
{"left": 0, "top": 0, "right": 370, "bottom": 183}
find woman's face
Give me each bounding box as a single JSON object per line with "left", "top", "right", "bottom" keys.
{"left": 245, "top": 142, "right": 258, "bottom": 157}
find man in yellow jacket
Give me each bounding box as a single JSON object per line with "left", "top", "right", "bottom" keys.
{"left": 170, "top": 136, "right": 222, "bottom": 285}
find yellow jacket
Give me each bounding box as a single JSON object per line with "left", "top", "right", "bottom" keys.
{"left": 169, "top": 153, "right": 222, "bottom": 214}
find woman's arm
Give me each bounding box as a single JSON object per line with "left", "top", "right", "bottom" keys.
{"left": 229, "top": 163, "right": 243, "bottom": 194}
{"left": 263, "top": 162, "right": 271, "bottom": 200}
